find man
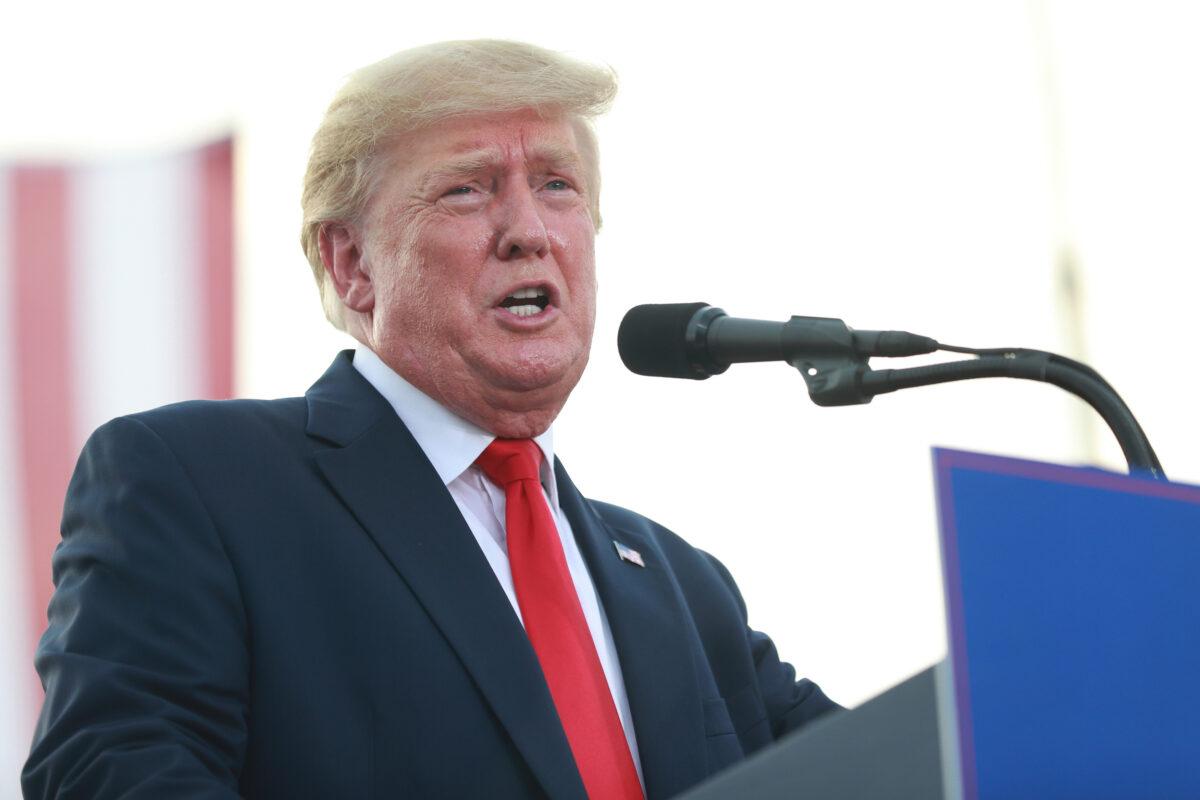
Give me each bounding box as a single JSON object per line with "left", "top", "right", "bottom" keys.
{"left": 25, "top": 40, "right": 837, "bottom": 798}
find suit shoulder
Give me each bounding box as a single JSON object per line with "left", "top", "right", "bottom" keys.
{"left": 86, "top": 396, "right": 309, "bottom": 464}
{"left": 587, "top": 498, "right": 677, "bottom": 543}
{"left": 126, "top": 395, "right": 303, "bottom": 433}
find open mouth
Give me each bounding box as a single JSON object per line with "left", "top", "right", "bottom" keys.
{"left": 498, "top": 286, "right": 551, "bottom": 317}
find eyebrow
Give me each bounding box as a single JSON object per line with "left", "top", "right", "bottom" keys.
{"left": 415, "top": 144, "right": 585, "bottom": 194}
{"left": 530, "top": 143, "right": 585, "bottom": 175}
{"left": 416, "top": 153, "right": 497, "bottom": 194}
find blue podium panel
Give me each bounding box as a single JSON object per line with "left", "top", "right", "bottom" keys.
{"left": 934, "top": 449, "right": 1200, "bottom": 800}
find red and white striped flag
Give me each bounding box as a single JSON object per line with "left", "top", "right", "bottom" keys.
{"left": 0, "top": 138, "right": 234, "bottom": 786}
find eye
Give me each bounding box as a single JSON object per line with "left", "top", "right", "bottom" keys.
{"left": 544, "top": 179, "right": 571, "bottom": 191}
{"left": 444, "top": 185, "right": 475, "bottom": 196}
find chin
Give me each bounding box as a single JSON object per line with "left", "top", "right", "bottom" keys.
{"left": 482, "top": 344, "right": 589, "bottom": 396}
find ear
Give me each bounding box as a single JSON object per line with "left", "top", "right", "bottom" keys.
{"left": 318, "top": 223, "right": 375, "bottom": 313}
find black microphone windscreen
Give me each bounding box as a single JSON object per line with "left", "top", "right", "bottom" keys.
{"left": 618, "top": 302, "right": 711, "bottom": 378}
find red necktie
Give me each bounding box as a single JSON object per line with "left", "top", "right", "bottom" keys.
{"left": 475, "top": 439, "right": 643, "bottom": 800}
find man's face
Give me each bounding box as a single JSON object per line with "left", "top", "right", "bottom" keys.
{"left": 358, "top": 110, "right": 598, "bottom": 436}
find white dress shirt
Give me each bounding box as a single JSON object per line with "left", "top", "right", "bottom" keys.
{"left": 352, "top": 347, "right": 644, "bottom": 783}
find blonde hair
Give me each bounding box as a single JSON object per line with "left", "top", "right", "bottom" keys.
{"left": 300, "top": 39, "right": 618, "bottom": 328}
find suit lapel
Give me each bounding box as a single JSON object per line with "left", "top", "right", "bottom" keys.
{"left": 556, "top": 462, "right": 710, "bottom": 799}
{"left": 306, "top": 354, "right": 586, "bottom": 800}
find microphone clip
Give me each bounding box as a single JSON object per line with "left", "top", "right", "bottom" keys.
{"left": 782, "top": 316, "right": 874, "bottom": 407}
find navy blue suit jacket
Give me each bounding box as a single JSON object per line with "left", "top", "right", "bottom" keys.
{"left": 24, "top": 352, "right": 837, "bottom": 799}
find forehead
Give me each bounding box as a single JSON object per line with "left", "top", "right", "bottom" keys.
{"left": 397, "top": 110, "right": 584, "bottom": 178}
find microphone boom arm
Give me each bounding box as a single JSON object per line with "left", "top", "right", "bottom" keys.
{"left": 794, "top": 351, "right": 1163, "bottom": 478}
{"left": 616, "top": 302, "right": 1163, "bottom": 478}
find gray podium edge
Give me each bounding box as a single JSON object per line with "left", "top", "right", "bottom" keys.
{"left": 679, "top": 662, "right": 962, "bottom": 799}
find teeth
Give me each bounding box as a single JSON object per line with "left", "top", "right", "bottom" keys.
{"left": 500, "top": 286, "right": 548, "bottom": 318}
{"left": 507, "top": 286, "right": 546, "bottom": 300}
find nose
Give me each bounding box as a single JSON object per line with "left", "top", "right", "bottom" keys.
{"left": 494, "top": 183, "right": 550, "bottom": 260}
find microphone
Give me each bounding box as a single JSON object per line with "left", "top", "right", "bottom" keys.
{"left": 616, "top": 302, "right": 1165, "bottom": 478}
{"left": 617, "top": 302, "right": 939, "bottom": 380}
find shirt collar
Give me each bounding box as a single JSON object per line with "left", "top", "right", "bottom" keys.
{"left": 352, "top": 346, "right": 559, "bottom": 502}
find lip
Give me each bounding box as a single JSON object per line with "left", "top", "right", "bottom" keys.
{"left": 494, "top": 279, "right": 560, "bottom": 308}
{"left": 491, "top": 302, "right": 560, "bottom": 330}
{"left": 491, "top": 280, "right": 561, "bottom": 330}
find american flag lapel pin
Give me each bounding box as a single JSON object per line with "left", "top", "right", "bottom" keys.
{"left": 613, "top": 540, "right": 645, "bottom": 568}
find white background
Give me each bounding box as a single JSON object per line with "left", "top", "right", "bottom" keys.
{"left": 3, "top": 1, "right": 1198, "bottom": 794}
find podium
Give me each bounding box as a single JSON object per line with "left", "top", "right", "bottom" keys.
{"left": 681, "top": 663, "right": 949, "bottom": 798}
{"left": 682, "top": 449, "right": 1200, "bottom": 799}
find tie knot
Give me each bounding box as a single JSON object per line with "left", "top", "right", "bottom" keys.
{"left": 475, "top": 438, "right": 543, "bottom": 487}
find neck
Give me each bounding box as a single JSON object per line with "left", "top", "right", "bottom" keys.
{"left": 426, "top": 382, "right": 566, "bottom": 439}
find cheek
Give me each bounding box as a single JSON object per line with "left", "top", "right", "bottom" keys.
{"left": 417, "top": 225, "right": 494, "bottom": 291}
{"left": 550, "top": 207, "right": 595, "bottom": 250}
{"left": 573, "top": 242, "right": 599, "bottom": 304}
{"left": 375, "top": 272, "right": 435, "bottom": 341}
{"left": 552, "top": 217, "right": 597, "bottom": 280}
{"left": 369, "top": 247, "right": 441, "bottom": 334}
